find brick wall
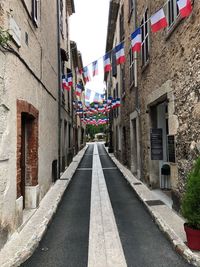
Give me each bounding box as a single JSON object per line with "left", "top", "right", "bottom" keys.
{"left": 16, "top": 100, "right": 39, "bottom": 198}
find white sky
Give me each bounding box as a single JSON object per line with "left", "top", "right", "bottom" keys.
{"left": 70, "top": 0, "right": 110, "bottom": 101}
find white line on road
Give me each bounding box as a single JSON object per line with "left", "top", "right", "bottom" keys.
{"left": 88, "top": 144, "right": 127, "bottom": 267}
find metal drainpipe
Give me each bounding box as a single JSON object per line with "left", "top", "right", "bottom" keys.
{"left": 57, "top": 0, "right": 61, "bottom": 179}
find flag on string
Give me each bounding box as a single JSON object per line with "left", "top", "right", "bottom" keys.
{"left": 150, "top": 8, "right": 168, "bottom": 33}
{"left": 62, "top": 75, "right": 70, "bottom": 91}
{"left": 83, "top": 66, "right": 91, "bottom": 83}
{"left": 131, "top": 28, "right": 142, "bottom": 52}
{"left": 103, "top": 53, "right": 111, "bottom": 72}
{"left": 116, "top": 98, "right": 121, "bottom": 107}
{"left": 177, "top": 0, "right": 192, "bottom": 17}
{"left": 75, "top": 83, "right": 83, "bottom": 96}
{"left": 101, "top": 93, "right": 105, "bottom": 100}
{"left": 112, "top": 99, "right": 117, "bottom": 108}
{"left": 107, "top": 96, "right": 113, "bottom": 104}
{"left": 67, "top": 73, "right": 73, "bottom": 86}
{"left": 78, "top": 101, "right": 83, "bottom": 108}
{"left": 115, "top": 43, "right": 125, "bottom": 65}
{"left": 92, "top": 60, "right": 98, "bottom": 76}
{"left": 85, "top": 101, "right": 90, "bottom": 107}
{"left": 93, "top": 92, "right": 100, "bottom": 102}
{"left": 94, "top": 102, "right": 99, "bottom": 109}
{"left": 85, "top": 89, "right": 92, "bottom": 100}
{"left": 76, "top": 67, "right": 83, "bottom": 75}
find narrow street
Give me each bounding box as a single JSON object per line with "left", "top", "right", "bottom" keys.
{"left": 22, "top": 143, "right": 192, "bottom": 267}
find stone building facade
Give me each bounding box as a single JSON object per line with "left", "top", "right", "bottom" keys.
{"left": 105, "top": 0, "right": 200, "bottom": 210}
{"left": 0, "top": 0, "right": 78, "bottom": 247}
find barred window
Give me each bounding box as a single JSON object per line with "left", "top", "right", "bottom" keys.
{"left": 119, "top": 5, "right": 125, "bottom": 42}
{"left": 129, "top": 0, "right": 134, "bottom": 16}
{"left": 129, "top": 48, "right": 135, "bottom": 86}
{"left": 141, "top": 9, "right": 149, "bottom": 67}
{"left": 167, "top": 0, "right": 179, "bottom": 27}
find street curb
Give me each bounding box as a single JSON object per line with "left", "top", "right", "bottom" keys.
{"left": 0, "top": 146, "right": 88, "bottom": 267}
{"left": 108, "top": 152, "right": 200, "bottom": 267}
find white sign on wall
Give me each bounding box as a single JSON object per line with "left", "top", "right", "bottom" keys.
{"left": 9, "top": 17, "right": 21, "bottom": 47}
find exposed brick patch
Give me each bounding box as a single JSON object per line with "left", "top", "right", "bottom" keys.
{"left": 16, "top": 100, "right": 39, "bottom": 198}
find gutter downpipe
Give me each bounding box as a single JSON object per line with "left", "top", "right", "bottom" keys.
{"left": 57, "top": 0, "right": 61, "bottom": 180}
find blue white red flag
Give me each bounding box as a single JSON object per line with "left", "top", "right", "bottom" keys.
{"left": 103, "top": 53, "right": 111, "bottom": 72}
{"left": 62, "top": 75, "right": 70, "bottom": 91}
{"left": 93, "top": 92, "right": 100, "bottom": 102}
{"left": 92, "top": 60, "right": 98, "bottom": 76}
{"left": 85, "top": 89, "right": 92, "bottom": 100}
{"left": 83, "top": 66, "right": 91, "bottom": 83}
{"left": 115, "top": 43, "right": 125, "bottom": 65}
{"left": 116, "top": 98, "right": 121, "bottom": 107}
{"left": 107, "top": 96, "right": 113, "bottom": 104}
{"left": 177, "top": 0, "right": 192, "bottom": 17}
{"left": 150, "top": 8, "right": 167, "bottom": 33}
{"left": 131, "top": 28, "right": 142, "bottom": 52}
{"left": 67, "top": 73, "right": 73, "bottom": 86}
{"left": 75, "top": 83, "right": 83, "bottom": 96}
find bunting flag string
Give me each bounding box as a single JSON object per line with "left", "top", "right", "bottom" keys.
{"left": 73, "top": 97, "right": 121, "bottom": 126}
{"left": 61, "top": 0, "right": 192, "bottom": 87}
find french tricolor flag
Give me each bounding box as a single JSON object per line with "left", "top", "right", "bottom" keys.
{"left": 115, "top": 43, "right": 125, "bottom": 65}
{"left": 85, "top": 88, "right": 91, "bottom": 100}
{"left": 131, "top": 28, "right": 142, "bottom": 52}
{"left": 103, "top": 53, "right": 111, "bottom": 73}
{"left": 177, "top": 0, "right": 192, "bottom": 18}
{"left": 92, "top": 60, "right": 98, "bottom": 76}
{"left": 150, "top": 8, "right": 168, "bottom": 33}
{"left": 83, "top": 66, "right": 91, "bottom": 83}
{"left": 62, "top": 75, "right": 70, "bottom": 91}
{"left": 75, "top": 83, "right": 83, "bottom": 96}
{"left": 67, "top": 73, "right": 73, "bottom": 86}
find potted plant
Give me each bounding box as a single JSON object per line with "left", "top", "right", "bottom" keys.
{"left": 181, "top": 157, "right": 200, "bottom": 250}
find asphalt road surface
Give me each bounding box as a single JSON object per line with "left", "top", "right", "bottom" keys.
{"left": 22, "top": 144, "right": 193, "bottom": 267}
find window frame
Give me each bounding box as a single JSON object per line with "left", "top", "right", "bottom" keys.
{"left": 129, "top": 0, "right": 134, "bottom": 17}
{"left": 120, "top": 66, "right": 125, "bottom": 99}
{"left": 32, "top": 0, "right": 39, "bottom": 26}
{"left": 141, "top": 8, "right": 150, "bottom": 68}
{"left": 167, "top": 0, "right": 179, "bottom": 29}
{"left": 119, "top": 5, "right": 125, "bottom": 42}
{"left": 129, "top": 48, "right": 135, "bottom": 87}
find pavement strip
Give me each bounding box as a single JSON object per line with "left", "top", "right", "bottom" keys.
{"left": 88, "top": 143, "right": 127, "bottom": 267}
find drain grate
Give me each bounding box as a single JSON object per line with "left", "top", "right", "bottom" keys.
{"left": 145, "top": 200, "right": 165, "bottom": 206}
{"left": 133, "top": 182, "right": 142, "bottom": 185}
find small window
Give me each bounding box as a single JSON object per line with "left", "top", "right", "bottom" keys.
{"left": 112, "top": 50, "right": 117, "bottom": 77}
{"left": 119, "top": 5, "right": 125, "bottom": 42}
{"left": 60, "top": 0, "right": 64, "bottom": 37}
{"left": 129, "top": 0, "right": 134, "bottom": 16}
{"left": 141, "top": 9, "right": 149, "bottom": 67}
{"left": 32, "top": 0, "right": 39, "bottom": 25}
{"left": 129, "top": 48, "right": 135, "bottom": 86}
{"left": 121, "top": 66, "right": 125, "bottom": 97}
{"left": 167, "top": 0, "right": 179, "bottom": 27}
{"left": 116, "top": 82, "right": 119, "bottom": 117}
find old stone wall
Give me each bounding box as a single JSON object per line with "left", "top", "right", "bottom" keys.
{"left": 135, "top": 0, "right": 200, "bottom": 202}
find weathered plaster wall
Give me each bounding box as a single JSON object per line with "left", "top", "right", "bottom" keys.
{"left": 0, "top": 0, "right": 59, "bottom": 239}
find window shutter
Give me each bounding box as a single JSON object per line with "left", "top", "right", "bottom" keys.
{"left": 112, "top": 50, "right": 117, "bottom": 77}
